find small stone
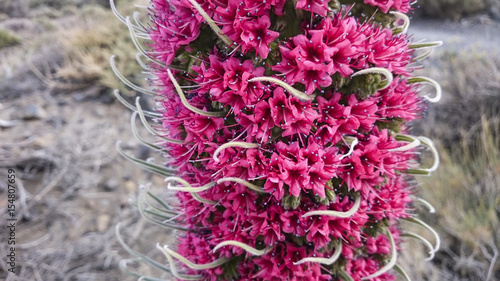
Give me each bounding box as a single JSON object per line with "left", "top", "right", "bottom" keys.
{"left": 97, "top": 214, "right": 111, "bottom": 232}
{"left": 0, "top": 119, "right": 19, "bottom": 128}
{"left": 103, "top": 179, "right": 120, "bottom": 191}
{"left": 32, "top": 134, "right": 54, "bottom": 148}
{"left": 124, "top": 180, "right": 136, "bottom": 193}
{"left": 20, "top": 104, "right": 46, "bottom": 120}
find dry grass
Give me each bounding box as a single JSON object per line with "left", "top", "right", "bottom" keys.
{"left": 55, "top": 1, "right": 149, "bottom": 94}
{"left": 399, "top": 49, "right": 500, "bottom": 280}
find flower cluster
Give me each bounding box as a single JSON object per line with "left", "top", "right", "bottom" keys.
{"left": 114, "top": 0, "right": 442, "bottom": 280}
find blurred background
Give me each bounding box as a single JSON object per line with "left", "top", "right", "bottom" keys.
{"left": 0, "top": 0, "right": 498, "bottom": 280}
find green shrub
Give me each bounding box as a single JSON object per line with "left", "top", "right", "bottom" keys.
{"left": 0, "top": 29, "right": 21, "bottom": 49}
{"left": 55, "top": 3, "right": 145, "bottom": 93}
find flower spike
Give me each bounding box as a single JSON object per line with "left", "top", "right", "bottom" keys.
{"left": 113, "top": 1, "right": 442, "bottom": 279}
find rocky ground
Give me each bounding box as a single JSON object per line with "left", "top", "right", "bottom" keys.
{"left": 0, "top": 2, "right": 499, "bottom": 281}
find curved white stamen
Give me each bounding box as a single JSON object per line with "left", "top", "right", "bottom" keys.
{"left": 409, "top": 41, "right": 443, "bottom": 49}
{"left": 135, "top": 187, "right": 188, "bottom": 231}
{"left": 413, "top": 197, "right": 436, "bottom": 213}
{"left": 302, "top": 196, "right": 360, "bottom": 218}
{"left": 156, "top": 244, "right": 203, "bottom": 280}
{"left": 417, "top": 136, "right": 440, "bottom": 172}
{"left": 390, "top": 135, "right": 421, "bottom": 152}
{"left": 110, "top": 0, "right": 146, "bottom": 33}
{"left": 113, "top": 90, "right": 161, "bottom": 118}
{"left": 361, "top": 229, "right": 397, "bottom": 280}
{"left": 339, "top": 269, "right": 355, "bottom": 281}
{"left": 404, "top": 217, "right": 440, "bottom": 253}
{"left": 407, "top": 76, "right": 442, "bottom": 103}
{"left": 165, "top": 177, "right": 217, "bottom": 204}
{"left": 165, "top": 177, "right": 214, "bottom": 192}
{"left": 132, "top": 11, "right": 148, "bottom": 33}
{"left": 131, "top": 112, "right": 164, "bottom": 151}
{"left": 217, "top": 177, "right": 266, "bottom": 193}
{"left": 125, "top": 17, "right": 168, "bottom": 68}
{"left": 135, "top": 97, "right": 184, "bottom": 144}
{"left": 116, "top": 224, "right": 175, "bottom": 274}
{"left": 351, "top": 67, "right": 393, "bottom": 90}
{"left": 135, "top": 53, "right": 150, "bottom": 70}
{"left": 213, "top": 142, "right": 259, "bottom": 162}
{"left": 168, "top": 182, "right": 215, "bottom": 192}
{"left": 191, "top": 192, "right": 217, "bottom": 205}
{"left": 401, "top": 231, "right": 435, "bottom": 261}
{"left": 185, "top": 0, "right": 233, "bottom": 46}
{"left": 413, "top": 47, "right": 433, "bottom": 61}
{"left": 390, "top": 11, "right": 410, "bottom": 34}
{"left": 293, "top": 241, "right": 342, "bottom": 265}
{"left": 166, "top": 68, "right": 224, "bottom": 117}
{"left": 212, "top": 240, "right": 272, "bottom": 256}
{"left": 248, "top": 76, "right": 315, "bottom": 101}
{"left": 394, "top": 264, "right": 412, "bottom": 281}
{"left": 339, "top": 138, "right": 358, "bottom": 160}
{"left": 116, "top": 141, "right": 177, "bottom": 177}
{"left": 110, "top": 55, "right": 156, "bottom": 96}
{"left": 164, "top": 177, "right": 193, "bottom": 186}
{"left": 160, "top": 245, "right": 230, "bottom": 270}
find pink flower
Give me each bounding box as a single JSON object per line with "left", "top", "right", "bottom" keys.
{"left": 240, "top": 15, "right": 279, "bottom": 58}
{"left": 296, "top": 0, "right": 330, "bottom": 16}
{"left": 280, "top": 158, "right": 310, "bottom": 197}
{"left": 364, "top": 0, "right": 411, "bottom": 13}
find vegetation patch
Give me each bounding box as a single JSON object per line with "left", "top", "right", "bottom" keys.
{"left": 0, "top": 29, "right": 20, "bottom": 49}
